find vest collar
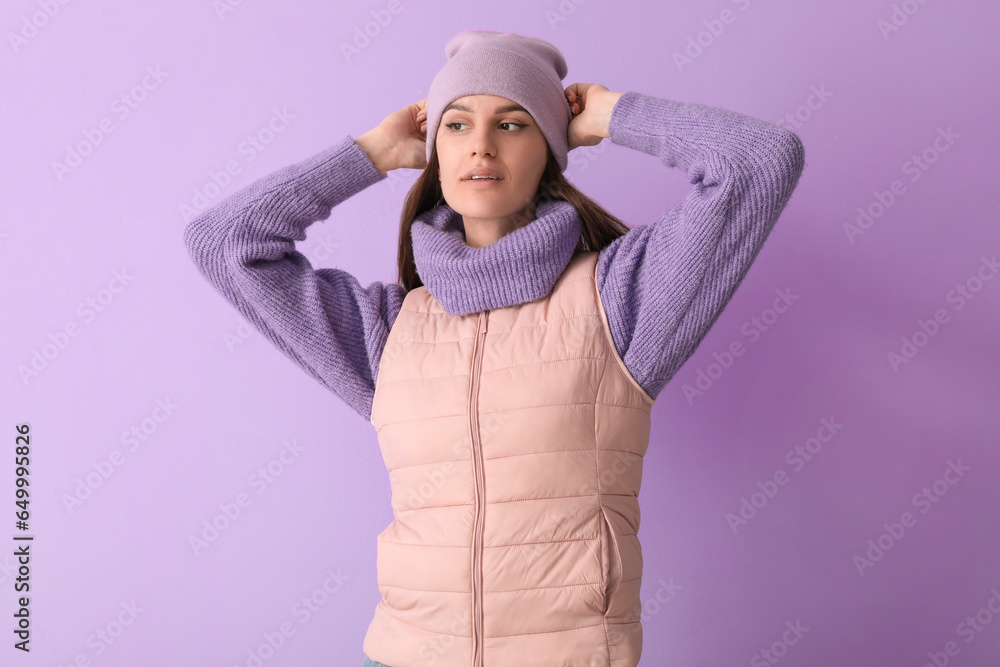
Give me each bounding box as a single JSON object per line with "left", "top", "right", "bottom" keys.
{"left": 410, "top": 199, "right": 583, "bottom": 316}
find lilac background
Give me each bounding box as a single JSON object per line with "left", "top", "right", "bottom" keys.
{"left": 3, "top": 0, "right": 999, "bottom": 665}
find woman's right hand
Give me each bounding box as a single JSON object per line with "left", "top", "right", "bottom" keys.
{"left": 357, "top": 98, "right": 428, "bottom": 174}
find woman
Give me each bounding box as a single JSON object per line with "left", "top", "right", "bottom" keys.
{"left": 184, "top": 29, "right": 805, "bottom": 667}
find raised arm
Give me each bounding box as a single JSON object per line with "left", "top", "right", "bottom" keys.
{"left": 596, "top": 91, "right": 806, "bottom": 400}
{"left": 182, "top": 135, "right": 404, "bottom": 421}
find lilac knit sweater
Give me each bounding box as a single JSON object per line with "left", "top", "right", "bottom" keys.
{"left": 183, "top": 91, "right": 805, "bottom": 420}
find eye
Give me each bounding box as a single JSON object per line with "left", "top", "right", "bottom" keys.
{"left": 444, "top": 121, "right": 528, "bottom": 132}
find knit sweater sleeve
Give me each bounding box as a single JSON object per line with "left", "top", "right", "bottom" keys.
{"left": 597, "top": 91, "right": 806, "bottom": 401}
{"left": 182, "top": 135, "right": 404, "bottom": 421}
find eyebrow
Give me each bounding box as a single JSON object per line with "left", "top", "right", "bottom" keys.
{"left": 443, "top": 101, "right": 529, "bottom": 115}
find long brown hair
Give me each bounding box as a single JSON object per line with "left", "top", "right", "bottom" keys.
{"left": 395, "top": 142, "right": 631, "bottom": 291}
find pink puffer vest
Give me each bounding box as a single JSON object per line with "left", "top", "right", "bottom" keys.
{"left": 364, "top": 250, "right": 655, "bottom": 667}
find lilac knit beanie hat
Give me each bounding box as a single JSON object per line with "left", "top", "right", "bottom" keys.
{"left": 425, "top": 30, "right": 573, "bottom": 172}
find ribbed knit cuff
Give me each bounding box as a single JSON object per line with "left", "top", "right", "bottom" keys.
{"left": 608, "top": 91, "right": 801, "bottom": 170}
{"left": 608, "top": 91, "right": 699, "bottom": 163}
{"left": 292, "top": 134, "right": 388, "bottom": 209}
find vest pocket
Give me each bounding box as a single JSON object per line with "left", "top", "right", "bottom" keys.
{"left": 599, "top": 505, "right": 623, "bottom": 616}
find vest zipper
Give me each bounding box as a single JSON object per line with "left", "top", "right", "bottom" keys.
{"left": 470, "top": 309, "right": 489, "bottom": 667}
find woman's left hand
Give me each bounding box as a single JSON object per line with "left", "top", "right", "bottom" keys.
{"left": 565, "top": 83, "right": 623, "bottom": 150}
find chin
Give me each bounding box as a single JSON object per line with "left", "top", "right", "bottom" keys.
{"left": 451, "top": 196, "right": 515, "bottom": 219}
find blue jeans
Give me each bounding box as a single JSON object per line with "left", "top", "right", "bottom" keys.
{"left": 363, "top": 655, "right": 391, "bottom": 667}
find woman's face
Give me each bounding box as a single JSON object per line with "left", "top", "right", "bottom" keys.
{"left": 435, "top": 94, "right": 548, "bottom": 227}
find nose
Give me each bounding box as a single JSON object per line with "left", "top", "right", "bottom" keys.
{"left": 469, "top": 124, "right": 497, "bottom": 159}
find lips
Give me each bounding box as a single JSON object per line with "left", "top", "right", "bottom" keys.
{"left": 462, "top": 166, "right": 504, "bottom": 181}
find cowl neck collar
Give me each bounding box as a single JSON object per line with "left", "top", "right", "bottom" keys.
{"left": 410, "top": 199, "right": 583, "bottom": 316}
